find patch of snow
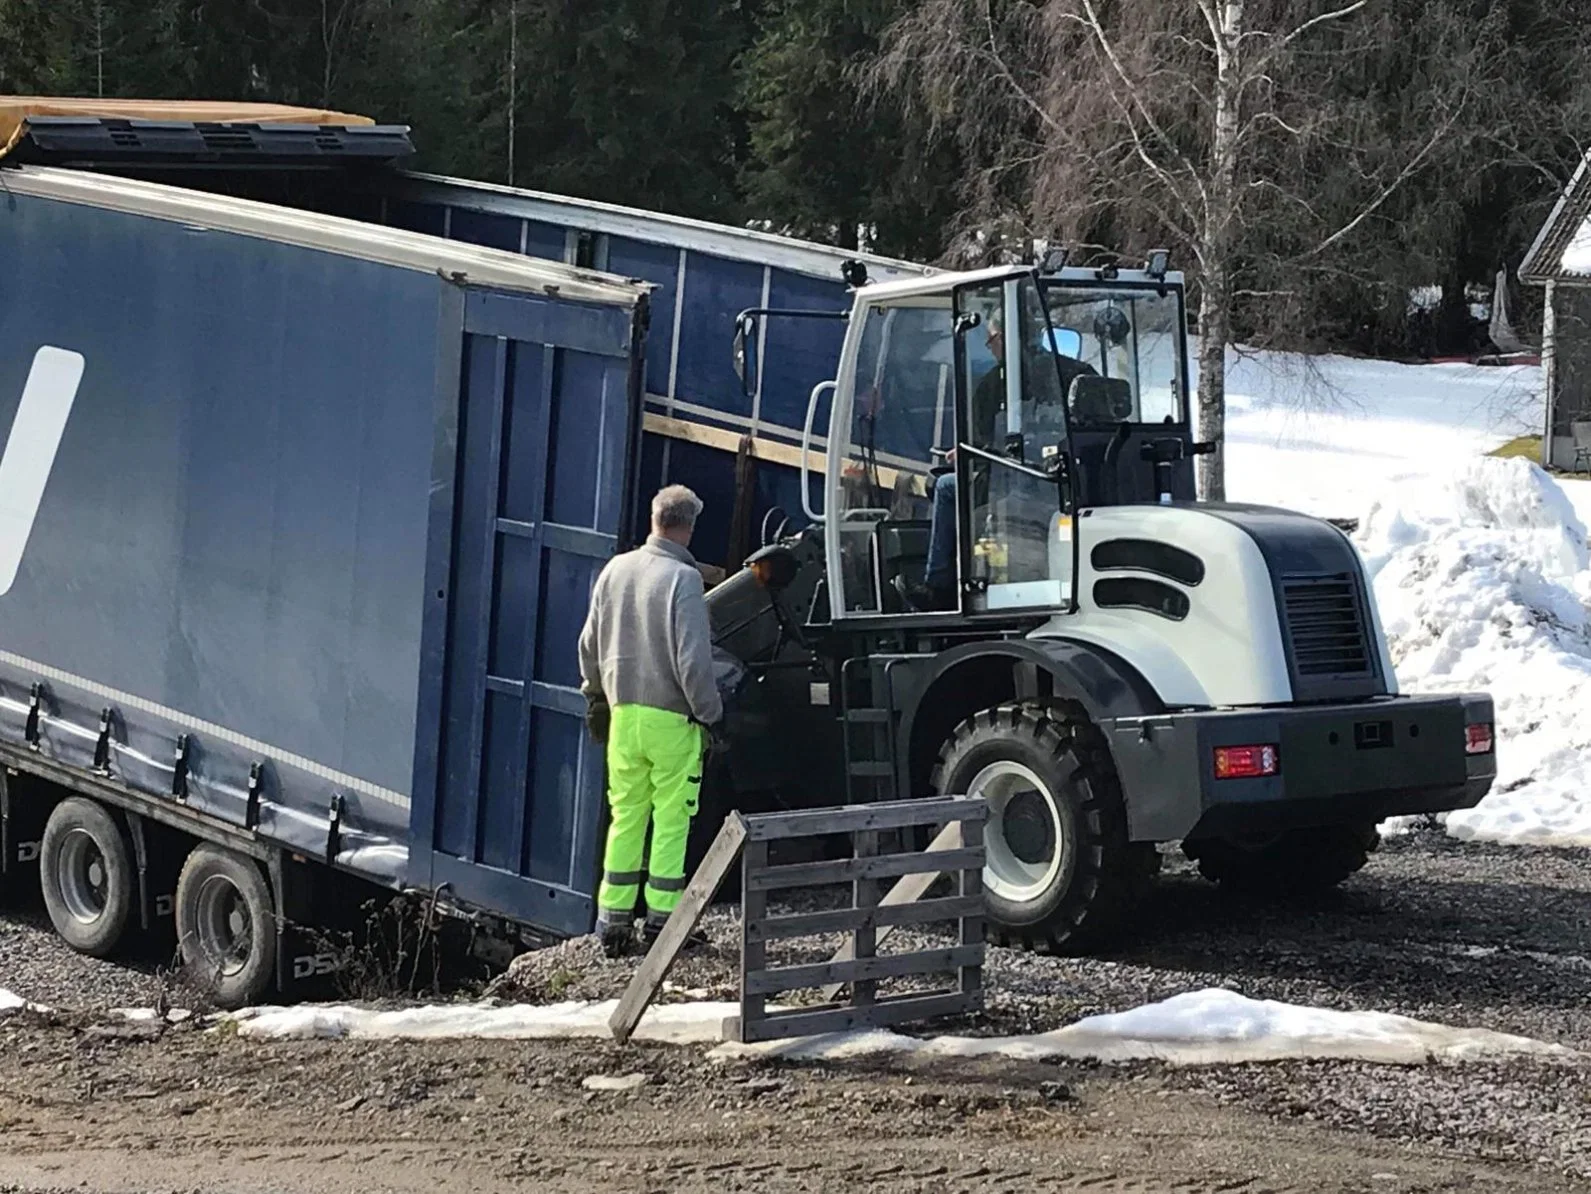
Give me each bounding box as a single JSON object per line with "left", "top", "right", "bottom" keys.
{"left": 711, "top": 988, "right": 1573, "bottom": 1067}
{"left": 1356, "top": 457, "right": 1591, "bottom": 847}
{"left": 1219, "top": 348, "right": 1541, "bottom": 521}
{"left": 231, "top": 997, "right": 731, "bottom": 1045}
{"left": 0, "top": 988, "right": 25, "bottom": 1012}
{"left": 226, "top": 989, "right": 1571, "bottom": 1068}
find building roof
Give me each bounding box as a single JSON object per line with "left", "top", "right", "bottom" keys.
{"left": 1520, "top": 151, "right": 1591, "bottom": 286}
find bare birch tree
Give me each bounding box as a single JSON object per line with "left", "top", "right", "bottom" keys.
{"left": 874, "top": 0, "right": 1501, "bottom": 499}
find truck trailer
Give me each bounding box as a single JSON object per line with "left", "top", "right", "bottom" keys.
{"left": 0, "top": 101, "right": 1496, "bottom": 1004}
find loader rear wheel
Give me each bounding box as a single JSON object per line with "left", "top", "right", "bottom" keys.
{"left": 931, "top": 702, "right": 1152, "bottom": 953}
{"left": 39, "top": 798, "right": 134, "bottom": 958}
{"left": 1182, "top": 823, "right": 1379, "bottom": 893}
{"left": 176, "top": 845, "right": 276, "bottom": 1009}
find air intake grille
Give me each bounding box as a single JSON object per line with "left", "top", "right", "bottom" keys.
{"left": 1282, "top": 574, "right": 1372, "bottom": 678}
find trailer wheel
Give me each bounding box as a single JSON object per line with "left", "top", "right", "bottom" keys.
{"left": 39, "top": 798, "right": 135, "bottom": 957}
{"left": 1183, "top": 823, "right": 1379, "bottom": 893}
{"left": 931, "top": 702, "right": 1149, "bottom": 953}
{"left": 176, "top": 845, "right": 276, "bottom": 1009}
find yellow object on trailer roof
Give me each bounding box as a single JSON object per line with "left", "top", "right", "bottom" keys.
{"left": 0, "top": 97, "right": 374, "bottom": 159}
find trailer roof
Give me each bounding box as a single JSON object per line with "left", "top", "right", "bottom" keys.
{"left": 0, "top": 97, "right": 377, "bottom": 160}
{"left": 390, "top": 172, "right": 936, "bottom": 284}
{"left": 3, "top": 165, "right": 653, "bottom": 307}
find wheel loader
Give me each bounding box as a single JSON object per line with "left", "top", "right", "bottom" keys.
{"left": 701, "top": 253, "right": 1496, "bottom": 951}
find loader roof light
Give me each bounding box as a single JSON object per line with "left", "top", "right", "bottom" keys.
{"left": 1213, "top": 744, "right": 1279, "bottom": 780}
{"left": 1039, "top": 245, "right": 1070, "bottom": 273}
{"left": 1145, "top": 248, "right": 1169, "bottom": 279}
{"left": 1465, "top": 722, "right": 1495, "bottom": 756}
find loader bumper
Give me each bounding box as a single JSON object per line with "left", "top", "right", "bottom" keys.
{"left": 1105, "top": 692, "right": 1496, "bottom": 842}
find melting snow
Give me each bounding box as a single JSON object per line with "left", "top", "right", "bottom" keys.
{"left": 224, "top": 989, "right": 1572, "bottom": 1067}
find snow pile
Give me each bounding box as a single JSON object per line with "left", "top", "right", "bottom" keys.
{"left": 0, "top": 988, "right": 27, "bottom": 1013}
{"left": 1357, "top": 456, "right": 1591, "bottom": 846}
{"left": 227, "top": 988, "right": 1571, "bottom": 1067}
{"left": 1221, "top": 348, "right": 1541, "bottom": 520}
{"left": 714, "top": 988, "right": 1573, "bottom": 1066}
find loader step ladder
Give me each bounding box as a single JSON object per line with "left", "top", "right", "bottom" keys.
{"left": 609, "top": 796, "right": 987, "bottom": 1046}
{"left": 838, "top": 654, "right": 913, "bottom": 805}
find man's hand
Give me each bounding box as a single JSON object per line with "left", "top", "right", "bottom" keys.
{"left": 585, "top": 694, "right": 610, "bottom": 744}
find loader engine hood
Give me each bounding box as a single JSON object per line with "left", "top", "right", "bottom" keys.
{"left": 1039, "top": 503, "right": 1397, "bottom": 708}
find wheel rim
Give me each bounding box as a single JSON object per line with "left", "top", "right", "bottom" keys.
{"left": 968, "top": 760, "right": 1070, "bottom": 904}
{"left": 56, "top": 828, "right": 111, "bottom": 925}
{"left": 194, "top": 875, "right": 253, "bottom": 978}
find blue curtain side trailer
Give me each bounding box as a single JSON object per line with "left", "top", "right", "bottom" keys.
{"left": 0, "top": 164, "right": 655, "bottom": 998}
{"left": 353, "top": 173, "right": 936, "bottom": 571}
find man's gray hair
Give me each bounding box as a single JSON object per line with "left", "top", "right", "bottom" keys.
{"left": 651, "top": 484, "right": 703, "bottom": 532}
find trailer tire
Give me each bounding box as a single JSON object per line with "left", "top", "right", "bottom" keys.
{"left": 176, "top": 845, "right": 276, "bottom": 1009}
{"left": 1183, "top": 823, "right": 1379, "bottom": 893}
{"left": 931, "top": 702, "right": 1146, "bottom": 953}
{"left": 39, "top": 798, "right": 134, "bottom": 957}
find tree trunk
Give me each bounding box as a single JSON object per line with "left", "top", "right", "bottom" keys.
{"left": 1196, "top": 268, "right": 1230, "bottom": 501}
{"left": 1197, "top": 0, "right": 1244, "bottom": 503}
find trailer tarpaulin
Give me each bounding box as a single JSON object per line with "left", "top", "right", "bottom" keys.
{"left": 0, "top": 97, "right": 374, "bottom": 160}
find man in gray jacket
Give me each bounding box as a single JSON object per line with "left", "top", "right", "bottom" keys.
{"left": 578, "top": 484, "right": 723, "bottom": 957}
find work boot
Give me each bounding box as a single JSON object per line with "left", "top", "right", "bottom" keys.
{"left": 599, "top": 918, "right": 635, "bottom": 959}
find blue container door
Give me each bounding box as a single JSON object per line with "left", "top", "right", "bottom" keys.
{"left": 415, "top": 288, "right": 643, "bottom": 937}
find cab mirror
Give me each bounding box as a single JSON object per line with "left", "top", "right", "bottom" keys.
{"left": 732, "top": 312, "right": 759, "bottom": 397}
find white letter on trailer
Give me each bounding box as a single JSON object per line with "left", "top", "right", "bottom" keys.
{"left": 0, "top": 347, "right": 84, "bottom": 596}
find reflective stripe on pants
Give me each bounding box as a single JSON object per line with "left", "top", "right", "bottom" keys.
{"left": 597, "top": 704, "right": 705, "bottom": 920}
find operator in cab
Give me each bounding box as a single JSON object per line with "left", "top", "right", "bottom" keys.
{"left": 913, "top": 313, "right": 1093, "bottom": 611}
{"left": 578, "top": 485, "right": 723, "bottom": 958}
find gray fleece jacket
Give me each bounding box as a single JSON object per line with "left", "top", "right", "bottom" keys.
{"left": 577, "top": 535, "right": 724, "bottom": 725}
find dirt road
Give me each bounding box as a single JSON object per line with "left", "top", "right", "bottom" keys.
{"left": 0, "top": 1011, "right": 1580, "bottom": 1194}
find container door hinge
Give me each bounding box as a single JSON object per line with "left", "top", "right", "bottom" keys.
{"left": 24, "top": 684, "right": 43, "bottom": 749}
{"left": 244, "top": 762, "right": 265, "bottom": 831}
{"left": 325, "top": 793, "right": 344, "bottom": 866}
{"left": 93, "top": 707, "right": 114, "bottom": 773}
{"left": 172, "top": 735, "right": 190, "bottom": 801}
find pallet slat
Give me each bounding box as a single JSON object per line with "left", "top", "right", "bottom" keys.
{"left": 747, "top": 894, "right": 984, "bottom": 942}
{"left": 741, "top": 796, "right": 986, "bottom": 841}
{"left": 732, "top": 990, "right": 978, "bottom": 1043}
{"left": 745, "top": 944, "right": 983, "bottom": 996}
{"left": 745, "top": 846, "right": 984, "bottom": 891}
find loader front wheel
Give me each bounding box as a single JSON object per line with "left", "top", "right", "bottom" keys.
{"left": 932, "top": 702, "right": 1151, "bottom": 953}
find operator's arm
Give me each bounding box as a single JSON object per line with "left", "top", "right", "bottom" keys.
{"left": 578, "top": 569, "right": 606, "bottom": 700}
{"left": 671, "top": 569, "right": 723, "bottom": 726}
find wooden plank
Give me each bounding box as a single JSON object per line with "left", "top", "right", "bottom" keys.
{"left": 609, "top": 814, "right": 747, "bottom": 1044}
{"left": 957, "top": 817, "right": 985, "bottom": 1001}
{"left": 852, "top": 828, "right": 879, "bottom": 1009}
{"left": 745, "top": 846, "right": 984, "bottom": 891}
{"left": 734, "top": 839, "right": 769, "bottom": 1044}
{"left": 747, "top": 895, "right": 985, "bottom": 942}
{"left": 736, "top": 990, "right": 977, "bottom": 1044}
{"left": 640, "top": 412, "right": 930, "bottom": 498}
{"left": 745, "top": 944, "right": 983, "bottom": 996}
{"left": 821, "top": 821, "right": 965, "bottom": 1001}
{"left": 741, "top": 796, "right": 987, "bottom": 841}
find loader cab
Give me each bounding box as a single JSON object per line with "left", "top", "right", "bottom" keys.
{"left": 812, "top": 262, "right": 1192, "bottom": 623}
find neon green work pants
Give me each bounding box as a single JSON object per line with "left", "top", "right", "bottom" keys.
{"left": 597, "top": 704, "right": 705, "bottom": 927}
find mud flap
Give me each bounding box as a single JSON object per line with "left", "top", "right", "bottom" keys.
{"left": 0, "top": 769, "right": 50, "bottom": 898}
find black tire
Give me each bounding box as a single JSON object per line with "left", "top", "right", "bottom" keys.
{"left": 176, "top": 844, "right": 277, "bottom": 1009}
{"left": 1182, "top": 823, "right": 1379, "bottom": 893}
{"left": 39, "top": 797, "right": 134, "bottom": 957}
{"left": 931, "top": 702, "right": 1153, "bottom": 953}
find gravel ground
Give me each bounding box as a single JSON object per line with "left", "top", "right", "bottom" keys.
{"left": 5, "top": 825, "right": 1591, "bottom": 1185}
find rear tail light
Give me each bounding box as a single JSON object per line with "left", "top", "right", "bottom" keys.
{"left": 1465, "top": 722, "right": 1494, "bottom": 755}
{"left": 1213, "top": 744, "right": 1280, "bottom": 780}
